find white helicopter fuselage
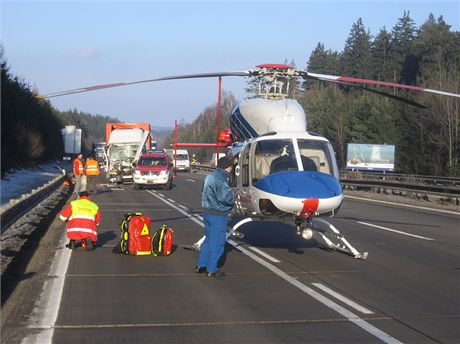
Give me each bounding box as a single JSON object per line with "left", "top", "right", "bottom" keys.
{"left": 231, "top": 131, "right": 343, "bottom": 219}
{"left": 230, "top": 98, "right": 307, "bottom": 141}
{"left": 229, "top": 98, "right": 343, "bottom": 220}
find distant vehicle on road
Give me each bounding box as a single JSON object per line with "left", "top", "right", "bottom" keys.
{"left": 133, "top": 152, "right": 173, "bottom": 190}
{"left": 92, "top": 142, "right": 106, "bottom": 164}
{"left": 169, "top": 149, "right": 190, "bottom": 171}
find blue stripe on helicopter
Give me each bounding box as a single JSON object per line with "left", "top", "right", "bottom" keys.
{"left": 253, "top": 171, "right": 342, "bottom": 199}
{"left": 230, "top": 108, "right": 258, "bottom": 140}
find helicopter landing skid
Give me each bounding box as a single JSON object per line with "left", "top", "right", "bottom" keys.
{"left": 190, "top": 217, "right": 252, "bottom": 251}
{"left": 312, "top": 218, "right": 368, "bottom": 260}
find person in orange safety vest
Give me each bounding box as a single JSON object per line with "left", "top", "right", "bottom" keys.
{"left": 84, "top": 155, "right": 100, "bottom": 195}
{"left": 73, "top": 153, "right": 85, "bottom": 195}
{"left": 60, "top": 191, "right": 101, "bottom": 250}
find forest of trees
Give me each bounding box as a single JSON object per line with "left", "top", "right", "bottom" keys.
{"left": 54, "top": 109, "right": 119, "bottom": 154}
{"left": 2, "top": 11, "right": 459, "bottom": 177}
{"left": 299, "top": 12, "right": 460, "bottom": 175}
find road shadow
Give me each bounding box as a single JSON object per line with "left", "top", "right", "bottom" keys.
{"left": 96, "top": 231, "right": 117, "bottom": 247}
{"left": 227, "top": 216, "right": 319, "bottom": 254}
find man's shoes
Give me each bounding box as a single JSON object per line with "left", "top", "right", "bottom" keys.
{"left": 195, "top": 266, "right": 207, "bottom": 274}
{"left": 83, "top": 238, "right": 94, "bottom": 251}
{"left": 65, "top": 240, "right": 76, "bottom": 249}
{"left": 207, "top": 270, "right": 225, "bottom": 278}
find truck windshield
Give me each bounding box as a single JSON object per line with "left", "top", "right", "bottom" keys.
{"left": 109, "top": 145, "right": 138, "bottom": 161}
{"left": 139, "top": 157, "right": 166, "bottom": 166}
{"left": 176, "top": 154, "right": 189, "bottom": 160}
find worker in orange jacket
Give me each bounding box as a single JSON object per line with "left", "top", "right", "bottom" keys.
{"left": 84, "top": 155, "right": 100, "bottom": 195}
{"left": 73, "top": 153, "right": 85, "bottom": 195}
{"left": 60, "top": 191, "right": 101, "bottom": 250}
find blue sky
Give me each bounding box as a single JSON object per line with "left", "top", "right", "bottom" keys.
{"left": 2, "top": 0, "right": 459, "bottom": 127}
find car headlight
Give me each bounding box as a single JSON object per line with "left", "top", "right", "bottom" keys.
{"left": 134, "top": 170, "right": 141, "bottom": 176}
{"left": 160, "top": 170, "right": 167, "bottom": 176}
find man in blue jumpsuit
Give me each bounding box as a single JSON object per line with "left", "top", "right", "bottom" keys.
{"left": 196, "top": 156, "right": 235, "bottom": 277}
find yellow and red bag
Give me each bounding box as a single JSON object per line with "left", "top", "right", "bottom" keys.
{"left": 120, "top": 213, "right": 152, "bottom": 256}
{"left": 151, "top": 225, "right": 174, "bottom": 256}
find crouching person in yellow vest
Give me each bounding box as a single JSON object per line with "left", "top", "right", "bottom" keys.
{"left": 84, "top": 156, "right": 100, "bottom": 195}
{"left": 60, "top": 191, "right": 101, "bottom": 250}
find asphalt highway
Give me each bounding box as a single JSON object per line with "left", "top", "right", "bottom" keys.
{"left": 17, "top": 172, "right": 460, "bottom": 343}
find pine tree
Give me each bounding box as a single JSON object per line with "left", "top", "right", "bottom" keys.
{"left": 389, "top": 10, "right": 418, "bottom": 84}
{"left": 305, "top": 42, "right": 339, "bottom": 90}
{"left": 371, "top": 27, "right": 393, "bottom": 81}
{"left": 340, "top": 18, "right": 373, "bottom": 78}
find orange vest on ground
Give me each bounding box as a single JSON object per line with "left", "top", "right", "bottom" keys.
{"left": 85, "top": 158, "right": 100, "bottom": 176}
{"left": 74, "top": 159, "right": 84, "bottom": 175}
{"left": 60, "top": 197, "right": 100, "bottom": 242}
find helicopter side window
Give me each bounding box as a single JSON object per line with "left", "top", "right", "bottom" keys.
{"left": 241, "top": 144, "right": 250, "bottom": 187}
{"left": 229, "top": 155, "right": 238, "bottom": 187}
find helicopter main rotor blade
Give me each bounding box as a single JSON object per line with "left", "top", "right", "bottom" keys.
{"left": 301, "top": 71, "right": 460, "bottom": 98}
{"left": 325, "top": 80, "right": 427, "bottom": 108}
{"left": 40, "top": 71, "right": 250, "bottom": 98}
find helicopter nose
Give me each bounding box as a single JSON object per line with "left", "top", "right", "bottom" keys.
{"left": 253, "top": 171, "right": 342, "bottom": 199}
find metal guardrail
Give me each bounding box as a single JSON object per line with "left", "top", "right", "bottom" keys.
{"left": 340, "top": 171, "right": 460, "bottom": 188}
{"left": 0, "top": 174, "right": 65, "bottom": 233}
{"left": 192, "top": 164, "right": 460, "bottom": 203}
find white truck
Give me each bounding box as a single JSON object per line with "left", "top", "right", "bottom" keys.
{"left": 168, "top": 149, "right": 190, "bottom": 171}
{"left": 105, "top": 123, "right": 151, "bottom": 183}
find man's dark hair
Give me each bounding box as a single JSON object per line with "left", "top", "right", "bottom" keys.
{"left": 79, "top": 191, "right": 90, "bottom": 197}
{"left": 217, "top": 156, "right": 233, "bottom": 169}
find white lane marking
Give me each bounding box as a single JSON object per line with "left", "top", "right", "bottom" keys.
{"left": 358, "top": 221, "right": 434, "bottom": 241}
{"left": 186, "top": 179, "right": 196, "bottom": 183}
{"left": 249, "top": 246, "right": 280, "bottom": 263}
{"left": 145, "top": 190, "right": 203, "bottom": 227}
{"left": 228, "top": 239, "right": 402, "bottom": 344}
{"left": 345, "top": 195, "right": 460, "bottom": 216}
{"left": 23, "top": 234, "right": 72, "bottom": 343}
{"left": 149, "top": 191, "right": 402, "bottom": 344}
{"left": 177, "top": 204, "right": 187, "bottom": 209}
{"left": 311, "top": 283, "right": 374, "bottom": 315}
{"left": 168, "top": 198, "right": 176, "bottom": 203}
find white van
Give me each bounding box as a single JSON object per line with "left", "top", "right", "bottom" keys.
{"left": 171, "top": 149, "right": 190, "bottom": 171}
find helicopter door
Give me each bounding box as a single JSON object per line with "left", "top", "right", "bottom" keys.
{"left": 235, "top": 143, "right": 252, "bottom": 213}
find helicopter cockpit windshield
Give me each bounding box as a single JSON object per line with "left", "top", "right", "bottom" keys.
{"left": 297, "top": 139, "right": 339, "bottom": 178}
{"left": 252, "top": 138, "right": 339, "bottom": 183}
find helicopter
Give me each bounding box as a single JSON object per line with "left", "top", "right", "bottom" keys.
{"left": 40, "top": 63, "right": 460, "bottom": 259}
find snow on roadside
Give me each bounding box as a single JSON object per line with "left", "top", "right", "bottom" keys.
{"left": 0, "top": 161, "right": 71, "bottom": 209}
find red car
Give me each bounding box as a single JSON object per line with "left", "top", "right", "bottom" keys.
{"left": 132, "top": 152, "right": 173, "bottom": 190}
